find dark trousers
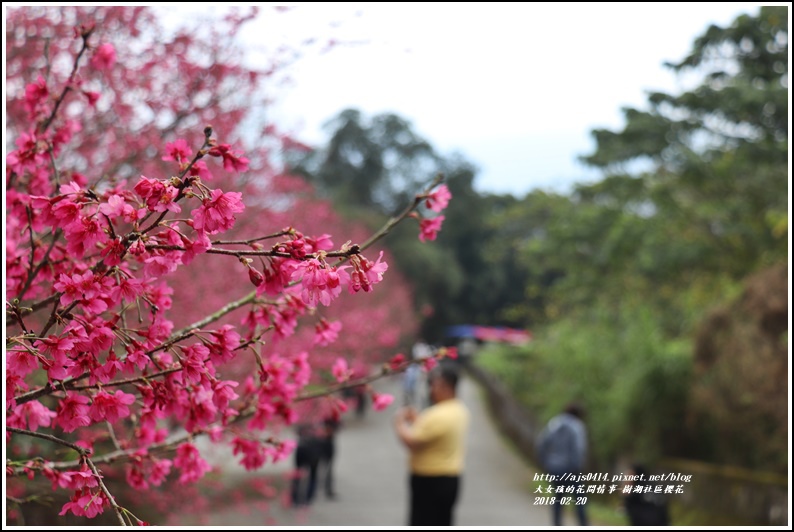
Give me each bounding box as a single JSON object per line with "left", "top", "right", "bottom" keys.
{"left": 291, "top": 442, "right": 320, "bottom": 506}
{"left": 319, "top": 438, "right": 335, "bottom": 496}
{"left": 550, "top": 477, "right": 587, "bottom": 526}
{"left": 409, "top": 474, "right": 460, "bottom": 526}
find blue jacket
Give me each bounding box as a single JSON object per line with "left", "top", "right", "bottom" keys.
{"left": 535, "top": 412, "right": 588, "bottom": 474}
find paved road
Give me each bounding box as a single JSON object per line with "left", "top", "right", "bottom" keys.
{"left": 174, "top": 371, "right": 575, "bottom": 527}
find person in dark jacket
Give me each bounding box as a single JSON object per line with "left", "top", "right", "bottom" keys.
{"left": 623, "top": 464, "right": 670, "bottom": 526}
{"left": 535, "top": 402, "right": 589, "bottom": 526}
{"left": 290, "top": 422, "right": 323, "bottom": 507}
{"left": 318, "top": 415, "right": 341, "bottom": 500}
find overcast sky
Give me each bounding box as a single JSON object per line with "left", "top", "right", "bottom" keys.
{"left": 159, "top": 3, "right": 771, "bottom": 196}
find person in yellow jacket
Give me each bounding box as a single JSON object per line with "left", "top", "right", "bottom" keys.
{"left": 394, "top": 363, "right": 470, "bottom": 526}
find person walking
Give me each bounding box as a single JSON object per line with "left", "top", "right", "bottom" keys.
{"left": 290, "top": 422, "right": 323, "bottom": 508}
{"left": 405, "top": 340, "right": 432, "bottom": 407}
{"left": 622, "top": 464, "right": 670, "bottom": 526}
{"left": 393, "top": 363, "right": 470, "bottom": 526}
{"left": 535, "top": 402, "right": 589, "bottom": 526}
{"left": 318, "top": 415, "right": 341, "bottom": 500}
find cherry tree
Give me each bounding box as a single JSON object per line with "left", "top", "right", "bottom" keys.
{"left": 5, "top": 6, "right": 454, "bottom": 525}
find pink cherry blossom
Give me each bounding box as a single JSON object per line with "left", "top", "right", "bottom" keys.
{"left": 99, "top": 194, "right": 139, "bottom": 222}
{"left": 371, "top": 392, "right": 394, "bottom": 412}
{"left": 423, "top": 357, "right": 438, "bottom": 372}
{"left": 425, "top": 184, "right": 452, "bottom": 213}
{"left": 185, "top": 386, "right": 218, "bottom": 432}
{"left": 350, "top": 251, "right": 389, "bottom": 293}
{"left": 61, "top": 468, "right": 99, "bottom": 490}
{"left": 110, "top": 276, "right": 146, "bottom": 304}
{"left": 23, "top": 76, "right": 49, "bottom": 117}
{"left": 88, "top": 390, "right": 136, "bottom": 423}
{"left": 134, "top": 176, "right": 181, "bottom": 213}
{"left": 94, "top": 351, "right": 124, "bottom": 383}
{"left": 55, "top": 392, "right": 91, "bottom": 433}
{"left": 126, "top": 459, "right": 149, "bottom": 491}
{"left": 180, "top": 230, "right": 212, "bottom": 264}
{"left": 180, "top": 343, "right": 211, "bottom": 384}
{"left": 207, "top": 143, "right": 250, "bottom": 172}
{"left": 419, "top": 216, "right": 445, "bottom": 242}
{"left": 162, "top": 139, "right": 192, "bottom": 165}
{"left": 294, "top": 259, "right": 348, "bottom": 307}
{"left": 173, "top": 443, "right": 212, "bottom": 484}
{"left": 388, "top": 353, "right": 406, "bottom": 371}
{"left": 267, "top": 439, "right": 297, "bottom": 463}
{"left": 305, "top": 233, "right": 333, "bottom": 253}
{"left": 60, "top": 489, "right": 108, "bottom": 518}
{"left": 190, "top": 189, "right": 245, "bottom": 234}
{"left": 313, "top": 319, "right": 342, "bottom": 346}
{"left": 331, "top": 358, "right": 352, "bottom": 383}
{"left": 6, "top": 347, "right": 39, "bottom": 378}
{"left": 90, "top": 43, "right": 117, "bottom": 71}
{"left": 149, "top": 456, "right": 172, "bottom": 486}
{"left": 83, "top": 90, "right": 100, "bottom": 107}
{"left": 232, "top": 437, "right": 267, "bottom": 471}
{"left": 6, "top": 373, "right": 29, "bottom": 411}
{"left": 207, "top": 325, "right": 241, "bottom": 365}
{"left": 124, "top": 346, "right": 150, "bottom": 373}
{"left": 10, "top": 400, "right": 56, "bottom": 431}
{"left": 212, "top": 379, "right": 239, "bottom": 411}
{"left": 100, "top": 237, "right": 126, "bottom": 266}
{"left": 256, "top": 257, "right": 294, "bottom": 297}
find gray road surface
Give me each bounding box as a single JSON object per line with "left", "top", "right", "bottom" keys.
{"left": 175, "top": 371, "right": 584, "bottom": 527}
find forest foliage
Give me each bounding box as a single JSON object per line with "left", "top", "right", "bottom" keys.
{"left": 291, "top": 6, "right": 789, "bottom": 471}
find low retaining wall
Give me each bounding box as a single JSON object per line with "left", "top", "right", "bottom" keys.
{"left": 658, "top": 457, "right": 789, "bottom": 526}
{"left": 464, "top": 361, "right": 789, "bottom": 526}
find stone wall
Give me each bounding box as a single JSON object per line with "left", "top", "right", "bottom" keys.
{"left": 464, "top": 361, "right": 789, "bottom": 526}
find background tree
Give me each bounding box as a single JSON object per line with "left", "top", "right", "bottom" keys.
{"left": 579, "top": 6, "right": 788, "bottom": 280}
{"left": 289, "top": 110, "right": 534, "bottom": 341}
{"left": 491, "top": 5, "right": 788, "bottom": 470}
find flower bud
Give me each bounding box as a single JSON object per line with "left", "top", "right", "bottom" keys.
{"left": 248, "top": 266, "right": 264, "bottom": 287}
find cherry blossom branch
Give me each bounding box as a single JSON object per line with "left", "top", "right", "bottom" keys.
{"left": 19, "top": 293, "right": 59, "bottom": 317}
{"left": 293, "top": 367, "right": 395, "bottom": 402}
{"left": 14, "top": 372, "right": 90, "bottom": 405}
{"left": 6, "top": 301, "right": 32, "bottom": 336}
{"left": 8, "top": 351, "right": 453, "bottom": 475}
{"left": 105, "top": 422, "right": 122, "bottom": 451}
{"left": 169, "top": 291, "right": 257, "bottom": 340}
{"left": 211, "top": 229, "right": 294, "bottom": 245}
{"left": 8, "top": 428, "right": 195, "bottom": 473}
{"left": 8, "top": 170, "right": 448, "bottom": 475}
{"left": 138, "top": 128, "right": 214, "bottom": 236}
{"left": 85, "top": 458, "right": 126, "bottom": 526}
{"left": 144, "top": 243, "right": 361, "bottom": 259}
{"left": 24, "top": 206, "right": 37, "bottom": 290}
{"left": 66, "top": 367, "right": 181, "bottom": 392}
{"left": 39, "top": 27, "right": 93, "bottom": 134}
{"left": 22, "top": 296, "right": 263, "bottom": 397}
{"left": 6, "top": 427, "right": 91, "bottom": 456}
{"left": 10, "top": 168, "right": 440, "bottom": 332}
{"left": 337, "top": 173, "right": 445, "bottom": 266}
{"left": 292, "top": 352, "right": 443, "bottom": 402}
{"left": 16, "top": 318, "right": 220, "bottom": 405}
{"left": 40, "top": 299, "right": 79, "bottom": 339}
{"left": 15, "top": 229, "right": 62, "bottom": 303}
{"left": 12, "top": 173, "right": 447, "bottom": 411}
{"left": 47, "top": 145, "right": 62, "bottom": 185}
{"left": 151, "top": 176, "right": 446, "bottom": 338}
